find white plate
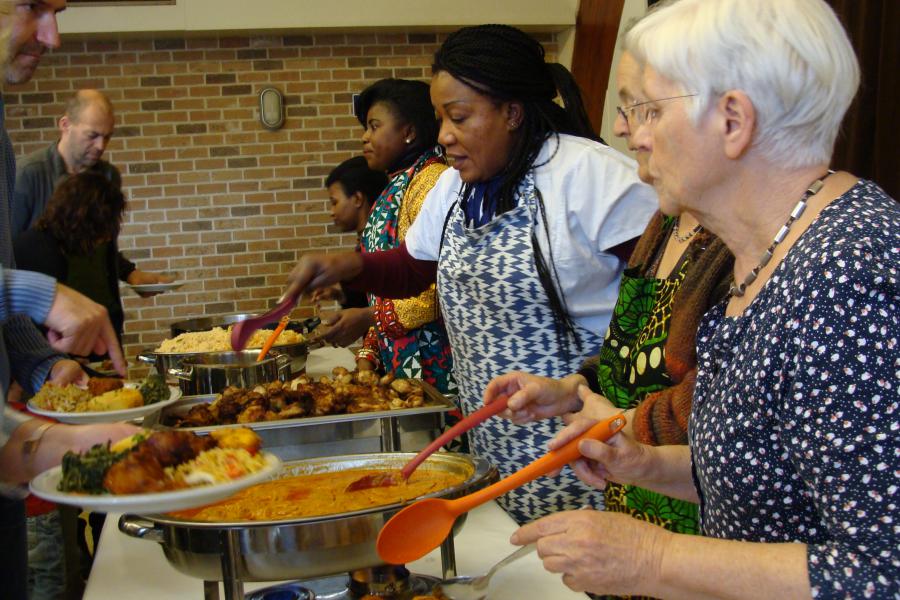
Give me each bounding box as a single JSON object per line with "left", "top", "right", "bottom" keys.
{"left": 29, "top": 453, "right": 281, "bottom": 513}
{"left": 27, "top": 384, "right": 183, "bottom": 424}
{"left": 129, "top": 281, "right": 185, "bottom": 293}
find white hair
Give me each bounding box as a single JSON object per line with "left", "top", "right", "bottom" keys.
{"left": 625, "top": 0, "right": 860, "bottom": 168}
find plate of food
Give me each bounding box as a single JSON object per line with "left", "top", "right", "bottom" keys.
{"left": 27, "top": 375, "right": 182, "bottom": 424}
{"left": 129, "top": 281, "right": 185, "bottom": 294}
{"left": 29, "top": 428, "right": 281, "bottom": 513}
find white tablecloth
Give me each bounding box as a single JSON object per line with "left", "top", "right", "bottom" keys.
{"left": 83, "top": 501, "right": 583, "bottom": 600}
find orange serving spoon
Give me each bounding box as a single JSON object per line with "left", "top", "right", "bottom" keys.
{"left": 376, "top": 413, "right": 627, "bottom": 565}
{"left": 256, "top": 316, "right": 290, "bottom": 362}
{"left": 344, "top": 396, "right": 510, "bottom": 493}
{"left": 231, "top": 290, "right": 300, "bottom": 351}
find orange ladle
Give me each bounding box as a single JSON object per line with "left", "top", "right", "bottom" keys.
{"left": 376, "top": 413, "right": 626, "bottom": 565}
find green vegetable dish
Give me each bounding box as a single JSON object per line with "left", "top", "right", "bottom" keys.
{"left": 139, "top": 373, "right": 170, "bottom": 405}
{"left": 58, "top": 439, "right": 140, "bottom": 494}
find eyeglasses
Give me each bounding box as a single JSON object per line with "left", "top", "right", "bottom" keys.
{"left": 616, "top": 94, "right": 697, "bottom": 127}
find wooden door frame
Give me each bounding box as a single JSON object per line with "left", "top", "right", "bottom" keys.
{"left": 570, "top": 0, "right": 625, "bottom": 136}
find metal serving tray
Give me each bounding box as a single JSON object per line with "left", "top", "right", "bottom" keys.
{"left": 142, "top": 380, "right": 458, "bottom": 461}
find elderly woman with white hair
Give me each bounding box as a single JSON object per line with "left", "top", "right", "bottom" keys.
{"left": 510, "top": 0, "right": 899, "bottom": 598}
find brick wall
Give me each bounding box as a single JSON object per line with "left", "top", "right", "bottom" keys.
{"left": 4, "top": 30, "right": 557, "bottom": 376}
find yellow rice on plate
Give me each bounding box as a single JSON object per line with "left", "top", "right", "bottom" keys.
{"left": 167, "top": 447, "right": 269, "bottom": 487}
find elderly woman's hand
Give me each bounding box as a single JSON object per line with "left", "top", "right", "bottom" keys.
{"left": 510, "top": 508, "right": 671, "bottom": 596}
{"left": 546, "top": 387, "right": 651, "bottom": 489}
{"left": 483, "top": 372, "right": 586, "bottom": 423}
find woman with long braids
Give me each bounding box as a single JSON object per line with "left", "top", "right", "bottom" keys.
{"left": 285, "top": 25, "right": 657, "bottom": 524}
{"left": 483, "top": 42, "right": 735, "bottom": 569}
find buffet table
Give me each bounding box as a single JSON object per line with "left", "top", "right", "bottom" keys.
{"left": 83, "top": 346, "right": 583, "bottom": 599}
{"left": 83, "top": 500, "right": 583, "bottom": 600}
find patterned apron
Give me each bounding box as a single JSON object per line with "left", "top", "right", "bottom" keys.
{"left": 437, "top": 174, "right": 605, "bottom": 524}
{"left": 595, "top": 261, "right": 699, "bottom": 533}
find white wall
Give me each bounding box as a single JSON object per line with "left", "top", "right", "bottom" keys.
{"left": 59, "top": 0, "right": 579, "bottom": 35}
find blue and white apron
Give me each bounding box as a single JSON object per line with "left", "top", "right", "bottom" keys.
{"left": 437, "top": 174, "right": 605, "bottom": 524}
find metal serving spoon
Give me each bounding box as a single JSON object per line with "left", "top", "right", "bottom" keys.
{"left": 432, "top": 543, "right": 536, "bottom": 600}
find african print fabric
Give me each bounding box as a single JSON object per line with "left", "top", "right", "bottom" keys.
{"left": 594, "top": 254, "right": 700, "bottom": 538}
{"left": 360, "top": 147, "right": 455, "bottom": 395}
{"left": 437, "top": 173, "right": 605, "bottom": 525}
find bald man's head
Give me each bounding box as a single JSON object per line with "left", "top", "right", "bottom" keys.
{"left": 58, "top": 89, "right": 115, "bottom": 174}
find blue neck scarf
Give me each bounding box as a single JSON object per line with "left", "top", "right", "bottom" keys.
{"left": 463, "top": 175, "right": 503, "bottom": 228}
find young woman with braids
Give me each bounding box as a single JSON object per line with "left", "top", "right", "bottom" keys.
{"left": 285, "top": 25, "right": 657, "bottom": 524}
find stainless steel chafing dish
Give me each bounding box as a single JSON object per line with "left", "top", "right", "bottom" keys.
{"left": 165, "top": 350, "right": 293, "bottom": 396}
{"left": 119, "top": 452, "right": 497, "bottom": 600}
{"left": 142, "top": 380, "right": 459, "bottom": 460}
{"left": 138, "top": 316, "right": 320, "bottom": 380}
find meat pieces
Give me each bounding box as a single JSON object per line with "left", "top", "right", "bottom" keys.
{"left": 87, "top": 377, "right": 124, "bottom": 396}
{"left": 165, "top": 371, "right": 427, "bottom": 428}
{"left": 103, "top": 450, "right": 169, "bottom": 494}
{"left": 103, "top": 431, "right": 214, "bottom": 493}
{"left": 142, "top": 430, "right": 216, "bottom": 467}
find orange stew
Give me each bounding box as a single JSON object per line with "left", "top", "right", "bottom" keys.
{"left": 169, "top": 467, "right": 469, "bottom": 522}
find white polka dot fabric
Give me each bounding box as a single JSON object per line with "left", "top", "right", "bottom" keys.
{"left": 691, "top": 180, "right": 899, "bottom": 598}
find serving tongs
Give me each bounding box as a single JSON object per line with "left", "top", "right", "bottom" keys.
{"left": 344, "top": 396, "right": 510, "bottom": 492}
{"left": 231, "top": 290, "right": 300, "bottom": 351}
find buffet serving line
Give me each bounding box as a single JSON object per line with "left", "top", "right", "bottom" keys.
{"left": 31, "top": 319, "right": 593, "bottom": 600}
{"left": 78, "top": 347, "right": 581, "bottom": 599}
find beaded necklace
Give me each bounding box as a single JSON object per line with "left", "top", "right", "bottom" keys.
{"left": 729, "top": 171, "right": 833, "bottom": 297}
{"left": 672, "top": 217, "right": 702, "bottom": 243}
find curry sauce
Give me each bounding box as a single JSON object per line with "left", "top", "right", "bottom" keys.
{"left": 169, "top": 467, "right": 469, "bottom": 522}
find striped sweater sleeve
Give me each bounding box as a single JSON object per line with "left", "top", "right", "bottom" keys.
{"left": 0, "top": 266, "right": 62, "bottom": 393}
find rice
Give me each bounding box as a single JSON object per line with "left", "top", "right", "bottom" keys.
{"left": 31, "top": 384, "right": 91, "bottom": 412}
{"left": 167, "top": 447, "right": 268, "bottom": 486}
{"left": 156, "top": 326, "right": 304, "bottom": 353}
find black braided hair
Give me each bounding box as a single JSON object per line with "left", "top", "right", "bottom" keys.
{"left": 433, "top": 24, "right": 600, "bottom": 360}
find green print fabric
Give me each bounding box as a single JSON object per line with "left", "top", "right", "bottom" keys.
{"left": 594, "top": 261, "right": 699, "bottom": 536}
